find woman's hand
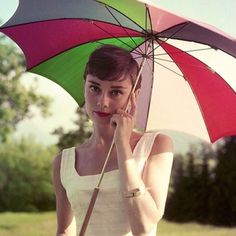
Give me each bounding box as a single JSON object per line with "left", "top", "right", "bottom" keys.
{"left": 111, "top": 93, "right": 137, "bottom": 145}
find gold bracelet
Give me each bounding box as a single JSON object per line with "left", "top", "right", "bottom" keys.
{"left": 123, "top": 186, "right": 146, "bottom": 198}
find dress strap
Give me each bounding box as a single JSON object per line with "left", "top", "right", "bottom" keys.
{"left": 133, "top": 132, "right": 159, "bottom": 175}
{"left": 60, "top": 147, "right": 76, "bottom": 187}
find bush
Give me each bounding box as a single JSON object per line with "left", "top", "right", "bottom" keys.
{"left": 0, "top": 137, "right": 58, "bottom": 212}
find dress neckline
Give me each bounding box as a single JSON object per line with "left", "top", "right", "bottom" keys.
{"left": 73, "top": 132, "right": 147, "bottom": 177}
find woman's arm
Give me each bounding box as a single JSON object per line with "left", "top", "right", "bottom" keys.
{"left": 52, "top": 154, "right": 76, "bottom": 236}
{"left": 112, "top": 94, "right": 174, "bottom": 235}
{"left": 116, "top": 133, "right": 173, "bottom": 236}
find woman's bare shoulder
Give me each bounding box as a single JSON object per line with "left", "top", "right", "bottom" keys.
{"left": 151, "top": 133, "right": 174, "bottom": 156}
{"left": 52, "top": 146, "right": 75, "bottom": 170}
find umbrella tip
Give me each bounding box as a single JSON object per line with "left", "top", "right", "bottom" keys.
{"left": 141, "top": 53, "right": 150, "bottom": 59}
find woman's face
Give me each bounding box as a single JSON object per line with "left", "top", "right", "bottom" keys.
{"left": 84, "top": 74, "right": 133, "bottom": 125}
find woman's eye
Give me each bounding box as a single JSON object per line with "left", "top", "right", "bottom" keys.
{"left": 111, "top": 90, "right": 122, "bottom": 96}
{"left": 89, "top": 85, "right": 100, "bottom": 93}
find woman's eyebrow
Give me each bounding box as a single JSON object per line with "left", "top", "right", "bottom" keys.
{"left": 88, "top": 80, "right": 128, "bottom": 89}
{"left": 88, "top": 80, "right": 100, "bottom": 86}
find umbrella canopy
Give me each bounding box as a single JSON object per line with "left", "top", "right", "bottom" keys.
{"left": 1, "top": 0, "right": 236, "bottom": 143}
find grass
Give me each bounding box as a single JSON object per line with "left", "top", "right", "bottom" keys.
{"left": 0, "top": 211, "right": 236, "bottom": 236}
{"left": 0, "top": 212, "right": 56, "bottom": 236}
{"left": 158, "top": 220, "right": 236, "bottom": 236}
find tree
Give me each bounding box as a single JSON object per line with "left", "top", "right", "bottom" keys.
{"left": 193, "top": 143, "right": 215, "bottom": 223}
{"left": 0, "top": 35, "right": 52, "bottom": 142}
{"left": 165, "top": 143, "right": 215, "bottom": 223}
{"left": 209, "top": 136, "right": 236, "bottom": 226}
{"left": 0, "top": 137, "right": 57, "bottom": 212}
{"left": 165, "top": 154, "right": 188, "bottom": 221}
{"left": 53, "top": 107, "right": 93, "bottom": 150}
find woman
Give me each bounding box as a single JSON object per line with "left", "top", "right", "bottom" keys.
{"left": 53, "top": 45, "right": 174, "bottom": 236}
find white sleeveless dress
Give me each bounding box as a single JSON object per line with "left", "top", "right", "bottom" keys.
{"left": 60, "top": 132, "right": 159, "bottom": 236}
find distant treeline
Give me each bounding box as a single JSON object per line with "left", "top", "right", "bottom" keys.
{"left": 0, "top": 138, "right": 56, "bottom": 212}
{"left": 165, "top": 136, "right": 236, "bottom": 227}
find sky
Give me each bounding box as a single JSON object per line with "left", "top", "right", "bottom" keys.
{"left": 0, "top": 0, "right": 236, "bottom": 152}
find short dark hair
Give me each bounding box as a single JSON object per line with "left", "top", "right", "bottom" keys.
{"left": 84, "top": 44, "right": 141, "bottom": 90}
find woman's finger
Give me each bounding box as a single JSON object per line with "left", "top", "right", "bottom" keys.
{"left": 129, "top": 93, "right": 137, "bottom": 117}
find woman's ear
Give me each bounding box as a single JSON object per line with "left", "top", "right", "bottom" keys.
{"left": 134, "top": 88, "right": 141, "bottom": 98}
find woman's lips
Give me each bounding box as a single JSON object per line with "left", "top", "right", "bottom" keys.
{"left": 93, "top": 111, "right": 111, "bottom": 117}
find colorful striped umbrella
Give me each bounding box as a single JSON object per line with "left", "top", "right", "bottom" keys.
{"left": 1, "top": 0, "right": 236, "bottom": 143}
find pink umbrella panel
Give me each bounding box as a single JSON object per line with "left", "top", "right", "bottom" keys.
{"left": 0, "top": 0, "right": 236, "bottom": 143}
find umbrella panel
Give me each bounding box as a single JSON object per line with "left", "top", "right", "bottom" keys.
{"left": 30, "top": 37, "right": 145, "bottom": 105}
{"left": 135, "top": 40, "right": 210, "bottom": 141}
{"left": 2, "top": 0, "right": 143, "bottom": 33}
{"left": 142, "top": 39, "right": 236, "bottom": 142}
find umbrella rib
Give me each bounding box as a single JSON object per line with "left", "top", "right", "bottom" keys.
{"left": 144, "top": 4, "right": 153, "bottom": 57}
{"left": 144, "top": 5, "right": 148, "bottom": 55}
{"left": 91, "top": 21, "right": 142, "bottom": 56}
{"left": 146, "top": 57, "right": 154, "bottom": 74}
{"left": 133, "top": 55, "right": 143, "bottom": 60}
{"left": 104, "top": 6, "right": 139, "bottom": 48}
{"left": 146, "top": 5, "right": 153, "bottom": 55}
{"left": 155, "top": 47, "right": 213, "bottom": 56}
{"left": 143, "top": 38, "right": 156, "bottom": 131}
{"left": 133, "top": 55, "right": 153, "bottom": 73}
{"left": 153, "top": 56, "right": 212, "bottom": 70}
{"left": 154, "top": 57, "right": 215, "bottom": 72}
{"left": 143, "top": 3, "right": 154, "bottom": 76}
{"left": 148, "top": 23, "right": 190, "bottom": 56}
{"left": 153, "top": 60, "right": 184, "bottom": 78}
{"left": 103, "top": 4, "right": 144, "bottom": 55}
{"left": 95, "top": 0, "right": 147, "bottom": 33}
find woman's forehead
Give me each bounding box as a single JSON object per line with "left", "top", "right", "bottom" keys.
{"left": 86, "top": 74, "right": 132, "bottom": 87}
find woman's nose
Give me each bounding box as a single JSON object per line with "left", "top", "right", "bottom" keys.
{"left": 97, "top": 93, "right": 109, "bottom": 109}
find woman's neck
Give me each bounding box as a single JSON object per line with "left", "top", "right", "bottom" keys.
{"left": 89, "top": 124, "right": 115, "bottom": 147}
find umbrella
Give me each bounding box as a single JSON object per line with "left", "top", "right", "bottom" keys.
{"left": 1, "top": 0, "right": 236, "bottom": 143}
{"left": 1, "top": 0, "right": 236, "bottom": 234}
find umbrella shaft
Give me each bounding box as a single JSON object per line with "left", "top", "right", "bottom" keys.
{"left": 79, "top": 187, "right": 100, "bottom": 236}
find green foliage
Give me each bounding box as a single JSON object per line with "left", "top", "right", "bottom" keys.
{"left": 209, "top": 137, "right": 236, "bottom": 226}
{"left": 0, "top": 138, "right": 57, "bottom": 212}
{"left": 165, "top": 138, "right": 236, "bottom": 226}
{"left": 194, "top": 154, "right": 211, "bottom": 223}
{"left": 165, "top": 151, "right": 206, "bottom": 222}
{"left": 0, "top": 35, "right": 52, "bottom": 142}
{"left": 53, "top": 107, "right": 92, "bottom": 150}
{"left": 165, "top": 154, "right": 187, "bottom": 222}
{"left": 165, "top": 144, "right": 212, "bottom": 222}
